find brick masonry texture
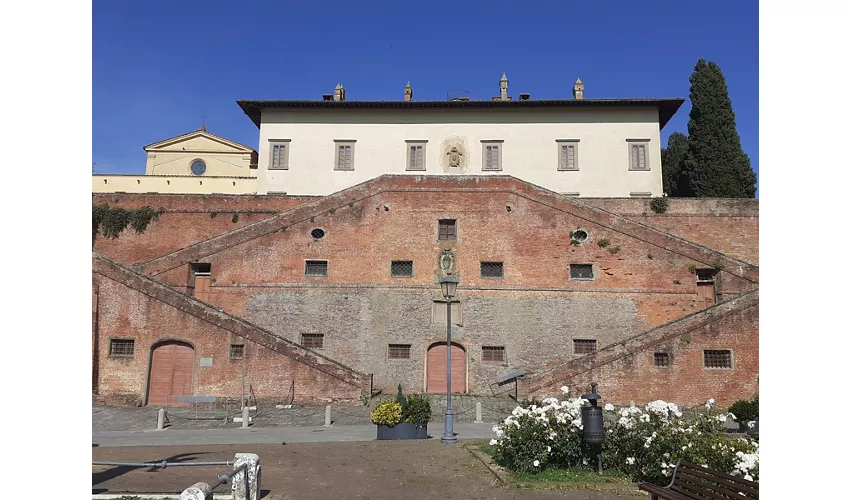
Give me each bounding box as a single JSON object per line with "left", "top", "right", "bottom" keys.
{"left": 520, "top": 291, "right": 759, "bottom": 407}
{"left": 92, "top": 175, "right": 758, "bottom": 407}
{"left": 93, "top": 254, "right": 368, "bottom": 406}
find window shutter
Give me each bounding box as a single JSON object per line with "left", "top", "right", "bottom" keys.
{"left": 638, "top": 145, "right": 646, "bottom": 169}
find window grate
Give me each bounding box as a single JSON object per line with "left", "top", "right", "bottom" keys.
{"left": 191, "top": 262, "right": 211, "bottom": 276}
{"left": 480, "top": 261, "right": 504, "bottom": 278}
{"left": 301, "top": 334, "right": 324, "bottom": 349}
{"left": 311, "top": 228, "right": 326, "bottom": 239}
{"left": 482, "top": 346, "right": 506, "bottom": 362}
{"left": 573, "top": 339, "right": 597, "bottom": 355}
{"left": 391, "top": 260, "right": 413, "bottom": 277}
{"left": 438, "top": 219, "right": 456, "bottom": 241}
{"left": 570, "top": 264, "right": 594, "bottom": 280}
{"left": 654, "top": 352, "right": 670, "bottom": 367}
{"left": 230, "top": 344, "right": 245, "bottom": 359}
{"left": 109, "top": 339, "right": 135, "bottom": 357}
{"left": 704, "top": 349, "right": 732, "bottom": 369}
{"left": 305, "top": 260, "right": 328, "bottom": 276}
{"left": 388, "top": 344, "right": 411, "bottom": 359}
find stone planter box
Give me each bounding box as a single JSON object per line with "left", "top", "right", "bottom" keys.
{"left": 376, "top": 423, "right": 428, "bottom": 440}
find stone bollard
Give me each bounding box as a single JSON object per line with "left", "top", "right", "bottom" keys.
{"left": 474, "top": 402, "right": 483, "bottom": 423}
{"left": 241, "top": 406, "right": 250, "bottom": 429}
{"left": 156, "top": 408, "right": 166, "bottom": 430}
{"left": 324, "top": 405, "right": 332, "bottom": 427}
{"left": 180, "top": 482, "right": 211, "bottom": 500}
{"left": 630, "top": 401, "right": 636, "bottom": 409}
{"left": 232, "top": 453, "right": 261, "bottom": 500}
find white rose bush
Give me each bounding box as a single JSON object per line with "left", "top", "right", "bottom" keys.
{"left": 489, "top": 388, "right": 759, "bottom": 485}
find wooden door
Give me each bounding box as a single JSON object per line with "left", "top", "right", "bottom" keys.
{"left": 148, "top": 342, "right": 194, "bottom": 405}
{"left": 194, "top": 276, "right": 211, "bottom": 302}
{"left": 426, "top": 343, "right": 466, "bottom": 394}
{"left": 697, "top": 281, "right": 716, "bottom": 308}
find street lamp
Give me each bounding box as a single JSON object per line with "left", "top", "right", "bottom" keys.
{"left": 439, "top": 274, "right": 459, "bottom": 445}
{"left": 581, "top": 382, "right": 605, "bottom": 474}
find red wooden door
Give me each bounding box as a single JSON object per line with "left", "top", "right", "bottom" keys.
{"left": 148, "top": 342, "right": 194, "bottom": 405}
{"left": 697, "top": 281, "right": 716, "bottom": 308}
{"left": 426, "top": 343, "right": 466, "bottom": 393}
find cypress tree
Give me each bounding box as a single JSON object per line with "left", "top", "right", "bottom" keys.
{"left": 661, "top": 132, "right": 689, "bottom": 197}
{"left": 681, "top": 59, "right": 757, "bottom": 198}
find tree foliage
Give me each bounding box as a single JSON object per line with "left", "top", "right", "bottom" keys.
{"left": 661, "top": 132, "right": 689, "bottom": 197}
{"left": 681, "top": 59, "right": 757, "bottom": 198}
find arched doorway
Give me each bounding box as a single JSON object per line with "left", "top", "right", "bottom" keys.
{"left": 147, "top": 341, "right": 195, "bottom": 405}
{"left": 426, "top": 342, "right": 466, "bottom": 393}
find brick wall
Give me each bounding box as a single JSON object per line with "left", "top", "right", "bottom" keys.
{"left": 93, "top": 255, "right": 368, "bottom": 406}
{"left": 519, "top": 292, "right": 759, "bottom": 408}
{"left": 91, "top": 176, "right": 758, "bottom": 403}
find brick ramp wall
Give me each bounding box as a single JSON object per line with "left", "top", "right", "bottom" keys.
{"left": 518, "top": 290, "right": 759, "bottom": 407}
{"left": 134, "top": 175, "right": 758, "bottom": 284}
{"left": 93, "top": 253, "right": 370, "bottom": 404}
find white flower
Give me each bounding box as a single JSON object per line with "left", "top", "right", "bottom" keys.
{"left": 747, "top": 420, "right": 756, "bottom": 429}
{"left": 604, "top": 403, "right": 615, "bottom": 412}
{"left": 559, "top": 385, "right": 569, "bottom": 395}
{"left": 547, "top": 446, "right": 551, "bottom": 452}
{"left": 626, "top": 457, "right": 635, "bottom": 465}
{"left": 744, "top": 474, "right": 753, "bottom": 481}
{"left": 705, "top": 398, "right": 715, "bottom": 410}
{"left": 582, "top": 458, "right": 588, "bottom": 465}
{"left": 727, "top": 412, "right": 737, "bottom": 421}
{"left": 533, "top": 460, "right": 540, "bottom": 467}
{"left": 489, "top": 439, "right": 498, "bottom": 445}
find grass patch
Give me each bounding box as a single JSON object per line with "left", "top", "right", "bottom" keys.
{"left": 478, "top": 443, "right": 497, "bottom": 457}
{"left": 515, "top": 467, "right": 632, "bottom": 484}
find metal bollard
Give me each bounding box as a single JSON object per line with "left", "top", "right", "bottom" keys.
{"left": 324, "top": 405, "right": 332, "bottom": 427}
{"left": 156, "top": 408, "right": 166, "bottom": 430}
{"left": 241, "top": 406, "right": 250, "bottom": 428}
{"left": 474, "top": 402, "right": 483, "bottom": 423}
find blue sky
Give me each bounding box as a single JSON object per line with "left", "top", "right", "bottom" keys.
{"left": 93, "top": 0, "right": 758, "bottom": 194}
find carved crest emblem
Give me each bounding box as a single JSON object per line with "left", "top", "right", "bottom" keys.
{"left": 446, "top": 147, "right": 464, "bottom": 168}
{"left": 439, "top": 248, "right": 456, "bottom": 275}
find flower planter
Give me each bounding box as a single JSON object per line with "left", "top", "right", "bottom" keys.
{"left": 376, "top": 423, "right": 428, "bottom": 440}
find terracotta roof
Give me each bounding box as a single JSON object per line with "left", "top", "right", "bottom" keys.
{"left": 236, "top": 98, "right": 685, "bottom": 129}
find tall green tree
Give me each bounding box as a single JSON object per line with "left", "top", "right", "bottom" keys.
{"left": 681, "top": 59, "right": 757, "bottom": 198}
{"left": 661, "top": 132, "right": 689, "bottom": 196}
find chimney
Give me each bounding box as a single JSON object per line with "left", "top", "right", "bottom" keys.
{"left": 404, "top": 81, "right": 413, "bottom": 101}
{"left": 500, "top": 73, "right": 509, "bottom": 101}
{"left": 519, "top": 93, "right": 530, "bottom": 101}
{"left": 334, "top": 83, "right": 346, "bottom": 101}
{"left": 572, "top": 78, "right": 584, "bottom": 100}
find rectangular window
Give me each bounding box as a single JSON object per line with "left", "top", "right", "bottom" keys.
{"left": 704, "top": 349, "right": 733, "bottom": 369}
{"left": 569, "top": 264, "right": 594, "bottom": 280}
{"left": 190, "top": 263, "right": 211, "bottom": 276}
{"left": 109, "top": 339, "right": 135, "bottom": 358}
{"left": 438, "top": 219, "right": 456, "bottom": 241}
{"left": 305, "top": 260, "right": 328, "bottom": 276}
{"left": 334, "top": 141, "right": 355, "bottom": 170}
{"left": 482, "top": 142, "right": 503, "bottom": 171}
{"left": 573, "top": 339, "right": 597, "bottom": 355}
{"left": 482, "top": 346, "right": 506, "bottom": 362}
{"left": 229, "top": 344, "right": 245, "bottom": 360}
{"left": 406, "top": 142, "right": 426, "bottom": 171}
{"left": 269, "top": 140, "right": 290, "bottom": 170}
{"left": 480, "top": 261, "right": 504, "bottom": 278}
{"left": 301, "top": 333, "right": 324, "bottom": 349}
{"left": 557, "top": 140, "right": 579, "bottom": 171}
{"left": 654, "top": 352, "right": 670, "bottom": 368}
{"left": 628, "top": 141, "right": 650, "bottom": 170}
{"left": 388, "top": 344, "right": 411, "bottom": 359}
{"left": 391, "top": 260, "right": 413, "bottom": 277}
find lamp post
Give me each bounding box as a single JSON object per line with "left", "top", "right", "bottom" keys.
{"left": 580, "top": 382, "right": 605, "bottom": 474}
{"left": 439, "top": 274, "right": 459, "bottom": 445}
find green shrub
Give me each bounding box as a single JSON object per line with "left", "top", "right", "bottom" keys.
{"left": 403, "top": 394, "right": 432, "bottom": 425}
{"left": 650, "top": 197, "right": 669, "bottom": 214}
{"left": 728, "top": 397, "right": 758, "bottom": 422}
{"left": 597, "top": 239, "right": 610, "bottom": 248}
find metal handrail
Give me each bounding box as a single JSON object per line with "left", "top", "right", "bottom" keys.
{"left": 92, "top": 460, "right": 232, "bottom": 468}
{"left": 211, "top": 463, "right": 249, "bottom": 494}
